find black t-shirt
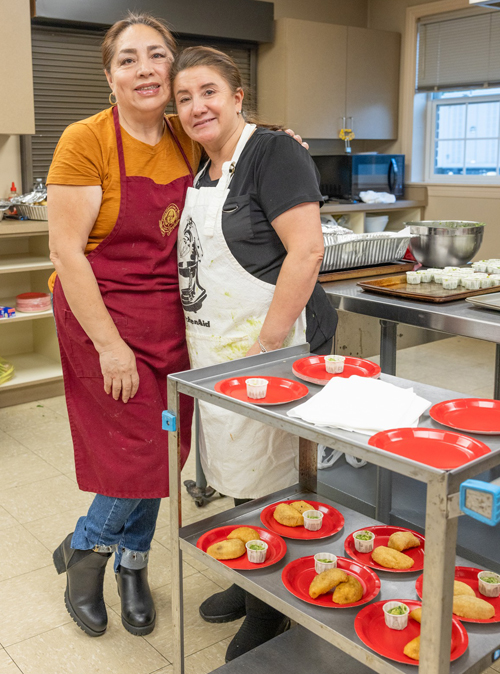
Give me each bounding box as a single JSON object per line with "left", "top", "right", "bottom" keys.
{"left": 196, "top": 128, "right": 337, "bottom": 350}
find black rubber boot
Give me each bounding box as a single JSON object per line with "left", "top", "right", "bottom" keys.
{"left": 199, "top": 584, "right": 246, "bottom": 623}
{"left": 53, "top": 532, "right": 111, "bottom": 637}
{"left": 225, "top": 593, "right": 291, "bottom": 662}
{"left": 115, "top": 565, "right": 156, "bottom": 636}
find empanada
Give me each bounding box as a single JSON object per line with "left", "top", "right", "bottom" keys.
{"left": 309, "top": 568, "right": 348, "bottom": 599}
{"left": 404, "top": 635, "right": 420, "bottom": 661}
{"left": 454, "top": 580, "right": 475, "bottom": 597}
{"left": 290, "top": 500, "right": 314, "bottom": 515}
{"left": 453, "top": 595, "right": 495, "bottom": 620}
{"left": 227, "top": 527, "right": 260, "bottom": 546}
{"left": 387, "top": 531, "right": 421, "bottom": 552}
{"left": 409, "top": 607, "right": 421, "bottom": 623}
{"left": 207, "top": 539, "right": 245, "bottom": 560}
{"left": 372, "top": 546, "right": 414, "bottom": 570}
{"left": 332, "top": 574, "right": 363, "bottom": 604}
{"left": 274, "top": 502, "right": 304, "bottom": 527}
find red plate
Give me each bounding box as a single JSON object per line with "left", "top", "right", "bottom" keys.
{"left": 292, "top": 355, "right": 381, "bottom": 386}
{"left": 282, "top": 555, "right": 380, "bottom": 608}
{"left": 368, "top": 427, "right": 491, "bottom": 469}
{"left": 196, "top": 525, "right": 286, "bottom": 570}
{"left": 214, "top": 376, "right": 308, "bottom": 405}
{"left": 344, "top": 525, "right": 425, "bottom": 573}
{"left": 355, "top": 599, "right": 468, "bottom": 665}
{"left": 430, "top": 399, "right": 500, "bottom": 435}
{"left": 415, "top": 567, "right": 500, "bottom": 623}
{"left": 260, "top": 499, "right": 344, "bottom": 539}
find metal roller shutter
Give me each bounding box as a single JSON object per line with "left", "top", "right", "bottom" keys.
{"left": 25, "top": 24, "right": 256, "bottom": 187}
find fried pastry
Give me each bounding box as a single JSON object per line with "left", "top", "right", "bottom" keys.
{"left": 227, "top": 527, "right": 260, "bottom": 546}
{"left": 309, "top": 568, "right": 348, "bottom": 599}
{"left": 207, "top": 539, "right": 245, "bottom": 560}
{"left": 290, "top": 500, "right": 313, "bottom": 515}
{"left": 454, "top": 580, "right": 475, "bottom": 597}
{"left": 273, "top": 502, "right": 304, "bottom": 527}
{"left": 409, "top": 607, "right": 421, "bottom": 623}
{"left": 332, "top": 574, "right": 363, "bottom": 604}
{"left": 404, "top": 635, "right": 420, "bottom": 661}
{"left": 387, "top": 531, "right": 421, "bottom": 552}
{"left": 371, "top": 546, "right": 414, "bottom": 569}
{"left": 453, "top": 595, "right": 495, "bottom": 620}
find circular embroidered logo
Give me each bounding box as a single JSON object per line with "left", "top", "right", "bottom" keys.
{"left": 159, "top": 203, "right": 180, "bottom": 237}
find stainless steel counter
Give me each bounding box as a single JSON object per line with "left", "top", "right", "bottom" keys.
{"left": 323, "top": 278, "right": 500, "bottom": 398}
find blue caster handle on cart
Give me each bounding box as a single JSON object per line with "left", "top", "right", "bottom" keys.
{"left": 459, "top": 478, "right": 500, "bottom": 526}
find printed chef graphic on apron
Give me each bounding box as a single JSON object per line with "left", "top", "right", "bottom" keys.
{"left": 178, "top": 124, "right": 308, "bottom": 499}
{"left": 178, "top": 217, "right": 206, "bottom": 312}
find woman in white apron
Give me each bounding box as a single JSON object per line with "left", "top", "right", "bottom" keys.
{"left": 172, "top": 47, "right": 337, "bottom": 661}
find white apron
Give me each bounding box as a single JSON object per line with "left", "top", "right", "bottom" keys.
{"left": 178, "top": 124, "right": 307, "bottom": 498}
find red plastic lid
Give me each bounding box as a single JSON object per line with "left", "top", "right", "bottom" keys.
{"left": 16, "top": 293, "right": 50, "bottom": 300}
{"left": 10, "top": 182, "right": 17, "bottom": 192}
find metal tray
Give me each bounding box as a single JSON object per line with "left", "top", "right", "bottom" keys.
{"left": 358, "top": 275, "right": 500, "bottom": 303}
{"left": 466, "top": 292, "right": 500, "bottom": 312}
{"left": 321, "top": 232, "right": 410, "bottom": 272}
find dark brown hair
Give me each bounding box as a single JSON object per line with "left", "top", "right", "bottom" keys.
{"left": 171, "top": 46, "right": 281, "bottom": 129}
{"left": 101, "top": 11, "right": 177, "bottom": 73}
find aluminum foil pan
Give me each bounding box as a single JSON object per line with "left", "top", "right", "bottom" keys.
{"left": 320, "top": 232, "right": 410, "bottom": 272}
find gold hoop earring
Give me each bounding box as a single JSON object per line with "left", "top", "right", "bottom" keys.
{"left": 109, "top": 92, "right": 117, "bottom": 106}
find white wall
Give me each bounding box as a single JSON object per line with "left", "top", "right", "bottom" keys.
{"left": 257, "top": 0, "right": 369, "bottom": 25}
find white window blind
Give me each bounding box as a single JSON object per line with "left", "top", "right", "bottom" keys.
{"left": 417, "top": 11, "right": 500, "bottom": 92}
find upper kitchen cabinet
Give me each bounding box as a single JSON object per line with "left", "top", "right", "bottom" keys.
{"left": 257, "top": 19, "right": 400, "bottom": 140}
{"left": 258, "top": 19, "right": 347, "bottom": 138}
{"left": 346, "top": 27, "right": 400, "bottom": 140}
{"left": 0, "top": 0, "right": 35, "bottom": 135}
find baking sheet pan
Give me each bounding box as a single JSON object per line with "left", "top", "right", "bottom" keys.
{"left": 358, "top": 275, "right": 500, "bottom": 303}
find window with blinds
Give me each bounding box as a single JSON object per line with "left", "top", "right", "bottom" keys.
{"left": 24, "top": 24, "right": 256, "bottom": 187}
{"left": 417, "top": 10, "right": 500, "bottom": 92}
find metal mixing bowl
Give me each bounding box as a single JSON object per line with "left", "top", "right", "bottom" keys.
{"left": 406, "top": 221, "right": 485, "bottom": 268}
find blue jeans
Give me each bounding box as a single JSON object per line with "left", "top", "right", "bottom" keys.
{"left": 71, "top": 495, "right": 161, "bottom": 572}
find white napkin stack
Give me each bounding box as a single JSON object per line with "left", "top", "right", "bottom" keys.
{"left": 288, "top": 376, "right": 431, "bottom": 436}
{"left": 359, "top": 190, "right": 396, "bottom": 204}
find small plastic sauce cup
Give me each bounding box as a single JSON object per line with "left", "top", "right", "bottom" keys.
{"left": 383, "top": 601, "right": 410, "bottom": 630}
{"left": 352, "top": 529, "right": 375, "bottom": 553}
{"left": 478, "top": 571, "right": 500, "bottom": 598}
{"left": 406, "top": 272, "right": 421, "bottom": 284}
{"left": 314, "top": 553, "right": 337, "bottom": 574}
{"left": 246, "top": 378, "right": 268, "bottom": 399}
{"left": 245, "top": 540, "right": 268, "bottom": 564}
{"left": 303, "top": 510, "right": 324, "bottom": 531}
{"left": 324, "top": 355, "right": 345, "bottom": 374}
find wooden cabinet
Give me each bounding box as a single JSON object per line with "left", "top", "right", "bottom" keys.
{"left": 346, "top": 27, "right": 400, "bottom": 140}
{"left": 0, "top": 221, "right": 62, "bottom": 407}
{"left": 257, "top": 19, "right": 400, "bottom": 140}
{"left": 0, "top": 0, "right": 35, "bottom": 135}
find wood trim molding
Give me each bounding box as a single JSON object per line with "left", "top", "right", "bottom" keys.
{"left": 426, "top": 185, "right": 500, "bottom": 199}
{"left": 400, "top": 0, "right": 471, "bottom": 165}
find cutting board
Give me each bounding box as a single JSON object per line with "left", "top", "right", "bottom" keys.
{"left": 318, "top": 261, "right": 415, "bottom": 283}
{"left": 358, "top": 275, "right": 500, "bottom": 303}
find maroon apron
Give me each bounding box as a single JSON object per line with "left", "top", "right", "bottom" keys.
{"left": 53, "top": 106, "right": 194, "bottom": 498}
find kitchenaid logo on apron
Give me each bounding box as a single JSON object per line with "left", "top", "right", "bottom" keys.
{"left": 159, "top": 203, "right": 180, "bottom": 237}
{"left": 178, "top": 217, "right": 207, "bottom": 313}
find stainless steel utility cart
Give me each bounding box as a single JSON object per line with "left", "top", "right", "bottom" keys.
{"left": 167, "top": 344, "right": 500, "bottom": 674}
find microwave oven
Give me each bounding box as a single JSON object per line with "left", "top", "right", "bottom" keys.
{"left": 312, "top": 154, "right": 405, "bottom": 201}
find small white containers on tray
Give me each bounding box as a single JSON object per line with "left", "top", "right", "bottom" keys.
{"left": 314, "top": 553, "right": 337, "bottom": 574}
{"left": 383, "top": 601, "right": 410, "bottom": 630}
{"left": 246, "top": 540, "right": 268, "bottom": 564}
{"left": 406, "top": 272, "right": 421, "bottom": 284}
{"left": 477, "top": 571, "right": 500, "bottom": 598}
{"left": 324, "top": 355, "right": 345, "bottom": 374}
{"left": 416, "top": 270, "right": 432, "bottom": 282}
{"left": 464, "top": 276, "right": 481, "bottom": 290}
{"left": 442, "top": 274, "right": 458, "bottom": 290}
{"left": 302, "top": 510, "right": 324, "bottom": 531}
{"left": 246, "top": 378, "right": 268, "bottom": 399}
{"left": 352, "top": 529, "right": 376, "bottom": 553}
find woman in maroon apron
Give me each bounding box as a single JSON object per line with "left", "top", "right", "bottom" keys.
{"left": 48, "top": 13, "right": 197, "bottom": 638}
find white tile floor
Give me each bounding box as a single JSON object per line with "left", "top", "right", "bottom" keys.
{"left": 0, "top": 335, "right": 498, "bottom": 674}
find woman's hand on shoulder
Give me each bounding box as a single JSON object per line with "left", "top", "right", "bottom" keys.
{"left": 284, "top": 129, "right": 309, "bottom": 151}
{"left": 97, "top": 338, "right": 140, "bottom": 403}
